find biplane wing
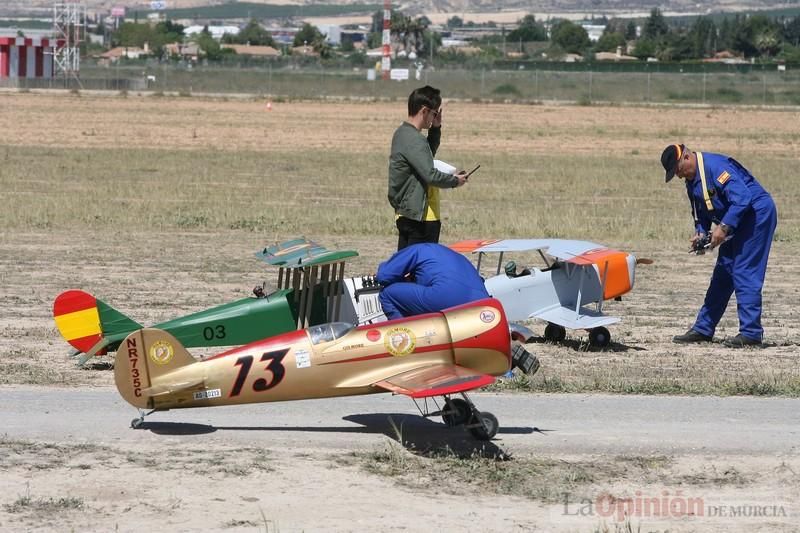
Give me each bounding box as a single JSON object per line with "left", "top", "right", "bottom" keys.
{"left": 255, "top": 237, "right": 358, "bottom": 267}
{"left": 450, "top": 238, "right": 606, "bottom": 261}
{"left": 529, "top": 305, "right": 620, "bottom": 329}
{"left": 373, "top": 363, "right": 495, "bottom": 399}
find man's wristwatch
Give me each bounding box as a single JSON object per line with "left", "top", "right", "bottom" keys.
{"left": 719, "top": 223, "right": 730, "bottom": 234}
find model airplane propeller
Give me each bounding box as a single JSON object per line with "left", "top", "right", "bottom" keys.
{"left": 117, "top": 298, "right": 526, "bottom": 440}
{"left": 450, "top": 239, "right": 653, "bottom": 347}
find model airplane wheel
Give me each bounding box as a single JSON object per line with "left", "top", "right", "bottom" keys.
{"left": 442, "top": 398, "right": 471, "bottom": 427}
{"left": 589, "top": 327, "right": 611, "bottom": 347}
{"left": 544, "top": 323, "right": 566, "bottom": 343}
{"left": 468, "top": 412, "right": 499, "bottom": 440}
{"left": 130, "top": 418, "right": 143, "bottom": 429}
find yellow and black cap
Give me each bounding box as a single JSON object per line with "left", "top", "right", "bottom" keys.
{"left": 661, "top": 143, "right": 685, "bottom": 183}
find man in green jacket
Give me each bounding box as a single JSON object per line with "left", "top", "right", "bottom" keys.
{"left": 388, "top": 85, "right": 468, "bottom": 250}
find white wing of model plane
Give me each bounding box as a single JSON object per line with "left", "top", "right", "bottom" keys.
{"left": 450, "top": 238, "right": 605, "bottom": 261}
{"left": 529, "top": 304, "right": 620, "bottom": 329}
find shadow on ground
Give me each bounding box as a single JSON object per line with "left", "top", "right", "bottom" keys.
{"left": 527, "top": 336, "right": 647, "bottom": 352}
{"left": 137, "top": 412, "right": 546, "bottom": 459}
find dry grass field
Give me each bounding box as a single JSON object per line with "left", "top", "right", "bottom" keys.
{"left": 1, "top": 91, "right": 799, "bottom": 532}
{"left": 1, "top": 91, "right": 798, "bottom": 394}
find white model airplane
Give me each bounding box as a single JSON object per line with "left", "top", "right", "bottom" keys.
{"left": 450, "top": 239, "right": 652, "bottom": 347}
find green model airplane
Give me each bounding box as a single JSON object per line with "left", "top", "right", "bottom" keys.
{"left": 53, "top": 238, "right": 359, "bottom": 366}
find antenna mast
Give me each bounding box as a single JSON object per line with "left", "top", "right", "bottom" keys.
{"left": 53, "top": 1, "right": 86, "bottom": 81}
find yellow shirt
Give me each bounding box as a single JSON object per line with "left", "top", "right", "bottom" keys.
{"left": 425, "top": 185, "right": 440, "bottom": 221}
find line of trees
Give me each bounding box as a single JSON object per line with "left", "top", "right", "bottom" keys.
{"left": 104, "top": 8, "right": 800, "bottom": 64}
{"left": 627, "top": 9, "right": 800, "bottom": 61}
{"left": 495, "top": 9, "right": 800, "bottom": 61}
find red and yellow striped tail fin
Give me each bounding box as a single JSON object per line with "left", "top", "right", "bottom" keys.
{"left": 53, "top": 290, "right": 105, "bottom": 354}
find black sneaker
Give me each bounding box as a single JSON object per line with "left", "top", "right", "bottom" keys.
{"left": 672, "top": 329, "right": 713, "bottom": 344}
{"left": 723, "top": 334, "right": 763, "bottom": 348}
{"left": 511, "top": 344, "right": 540, "bottom": 376}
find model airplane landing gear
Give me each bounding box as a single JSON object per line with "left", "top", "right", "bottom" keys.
{"left": 544, "top": 323, "right": 567, "bottom": 343}
{"left": 420, "top": 393, "right": 499, "bottom": 440}
{"left": 131, "top": 409, "right": 157, "bottom": 429}
{"left": 459, "top": 392, "right": 499, "bottom": 441}
{"left": 589, "top": 326, "right": 611, "bottom": 347}
{"left": 441, "top": 398, "right": 471, "bottom": 427}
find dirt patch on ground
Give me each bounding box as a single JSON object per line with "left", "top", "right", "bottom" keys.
{"left": 2, "top": 93, "right": 800, "bottom": 158}
{"left": 1, "top": 436, "right": 797, "bottom": 532}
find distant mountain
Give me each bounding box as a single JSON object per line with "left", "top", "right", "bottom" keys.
{"left": 2, "top": 0, "right": 793, "bottom": 18}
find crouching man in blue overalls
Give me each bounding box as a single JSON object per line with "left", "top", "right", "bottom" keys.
{"left": 376, "top": 243, "right": 489, "bottom": 319}
{"left": 377, "top": 243, "right": 541, "bottom": 375}
{"left": 661, "top": 144, "right": 778, "bottom": 347}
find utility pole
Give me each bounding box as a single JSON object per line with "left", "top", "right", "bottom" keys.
{"left": 382, "top": 0, "right": 391, "bottom": 80}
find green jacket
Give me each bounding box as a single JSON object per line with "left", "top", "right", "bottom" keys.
{"left": 388, "top": 122, "right": 460, "bottom": 221}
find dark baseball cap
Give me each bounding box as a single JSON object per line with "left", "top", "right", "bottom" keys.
{"left": 661, "top": 143, "right": 685, "bottom": 183}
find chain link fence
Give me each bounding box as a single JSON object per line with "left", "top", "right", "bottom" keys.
{"left": 4, "top": 60, "right": 800, "bottom": 106}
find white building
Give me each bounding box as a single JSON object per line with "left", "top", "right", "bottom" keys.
{"left": 183, "top": 25, "right": 240, "bottom": 40}
{"left": 315, "top": 24, "right": 341, "bottom": 46}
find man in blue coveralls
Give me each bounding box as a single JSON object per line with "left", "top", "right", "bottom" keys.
{"left": 661, "top": 144, "right": 777, "bottom": 347}
{"left": 376, "top": 243, "right": 489, "bottom": 320}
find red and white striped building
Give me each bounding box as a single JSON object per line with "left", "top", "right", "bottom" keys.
{"left": 0, "top": 37, "right": 65, "bottom": 79}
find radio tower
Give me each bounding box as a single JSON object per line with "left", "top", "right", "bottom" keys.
{"left": 381, "top": 0, "right": 391, "bottom": 80}
{"left": 53, "top": 1, "right": 86, "bottom": 82}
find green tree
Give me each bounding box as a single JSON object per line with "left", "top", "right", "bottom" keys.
{"left": 625, "top": 20, "right": 638, "bottom": 40}
{"left": 447, "top": 16, "right": 463, "bottom": 28}
{"left": 718, "top": 17, "right": 734, "bottom": 51}
{"left": 550, "top": 20, "right": 591, "bottom": 53}
{"left": 632, "top": 37, "right": 657, "bottom": 59}
{"left": 112, "top": 22, "right": 153, "bottom": 47}
{"left": 507, "top": 14, "right": 547, "bottom": 42}
{"left": 688, "top": 17, "right": 717, "bottom": 58}
{"left": 293, "top": 23, "right": 323, "bottom": 47}
{"left": 419, "top": 28, "right": 441, "bottom": 59}
{"left": 340, "top": 35, "right": 355, "bottom": 52}
{"left": 657, "top": 32, "right": 693, "bottom": 61}
{"left": 595, "top": 30, "right": 626, "bottom": 52}
{"left": 783, "top": 15, "right": 800, "bottom": 46}
{"left": 312, "top": 36, "right": 332, "bottom": 58}
{"left": 642, "top": 8, "right": 669, "bottom": 40}
{"left": 225, "top": 19, "right": 276, "bottom": 47}
{"left": 196, "top": 31, "right": 222, "bottom": 60}
{"left": 749, "top": 15, "right": 782, "bottom": 56}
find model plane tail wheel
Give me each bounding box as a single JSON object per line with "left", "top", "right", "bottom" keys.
{"left": 442, "top": 398, "right": 471, "bottom": 427}
{"left": 468, "top": 411, "right": 499, "bottom": 440}
{"left": 544, "top": 323, "right": 567, "bottom": 343}
{"left": 589, "top": 326, "right": 611, "bottom": 347}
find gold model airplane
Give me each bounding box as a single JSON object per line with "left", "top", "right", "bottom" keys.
{"left": 116, "top": 298, "right": 534, "bottom": 440}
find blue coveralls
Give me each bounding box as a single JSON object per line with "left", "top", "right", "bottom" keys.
{"left": 376, "top": 243, "right": 489, "bottom": 319}
{"left": 687, "top": 152, "right": 777, "bottom": 341}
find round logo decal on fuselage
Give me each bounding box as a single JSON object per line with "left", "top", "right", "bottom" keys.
{"left": 149, "top": 340, "right": 174, "bottom": 365}
{"left": 480, "top": 310, "right": 496, "bottom": 323}
{"left": 385, "top": 327, "right": 416, "bottom": 357}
